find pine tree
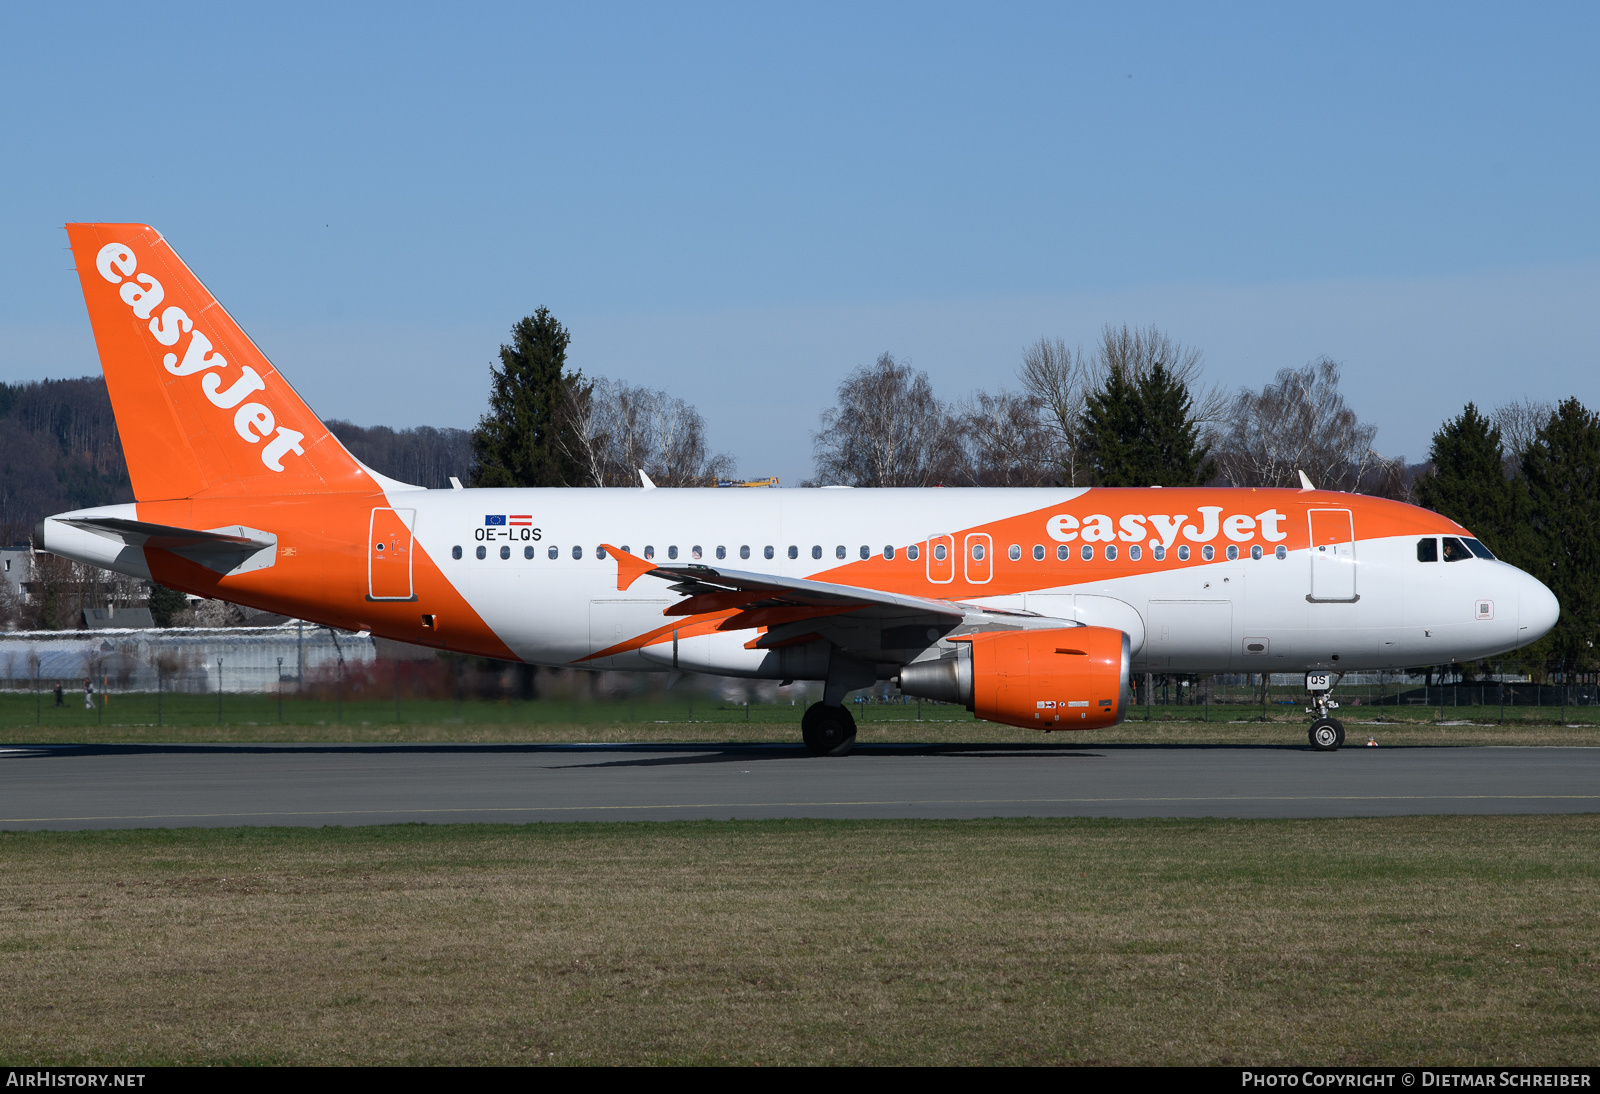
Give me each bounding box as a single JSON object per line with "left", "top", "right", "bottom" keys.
{"left": 470, "top": 309, "right": 585, "bottom": 487}
{"left": 1414, "top": 403, "right": 1526, "bottom": 561}
{"left": 1080, "top": 362, "right": 1215, "bottom": 487}
{"left": 1520, "top": 398, "right": 1600, "bottom": 667}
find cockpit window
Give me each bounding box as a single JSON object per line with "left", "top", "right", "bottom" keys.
{"left": 1417, "top": 538, "right": 1438, "bottom": 563}
{"left": 1464, "top": 538, "right": 1496, "bottom": 560}
{"left": 1442, "top": 536, "right": 1472, "bottom": 562}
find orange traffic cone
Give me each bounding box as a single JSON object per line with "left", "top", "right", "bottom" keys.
{"left": 1366, "top": 736, "right": 1378, "bottom": 747}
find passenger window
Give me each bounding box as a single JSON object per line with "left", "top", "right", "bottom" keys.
{"left": 883, "top": 546, "right": 895, "bottom": 560}
{"left": 548, "top": 546, "right": 558, "bottom": 559}
{"left": 972, "top": 543, "right": 985, "bottom": 560}
{"left": 500, "top": 545, "right": 510, "bottom": 560}
{"left": 1201, "top": 545, "right": 1214, "bottom": 561}
{"left": 860, "top": 545, "right": 869, "bottom": 560}
{"left": 1057, "top": 545, "right": 1070, "bottom": 561}
{"left": 572, "top": 545, "right": 583, "bottom": 560}
{"left": 476, "top": 545, "right": 486, "bottom": 560}
{"left": 1129, "top": 545, "right": 1142, "bottom": 561}
{"left": 1464, "top": 538, "right": 1495, "bottom": 560}
{"left": 1250, "top": 545, "right": 1263, "bottom": 561}
{"left": 1275, "top": 545, "right": 1287, "bottom": 559}
{"left": 1081, "top": 545, "right": 1093, "bottom": 561}
{"left": 935, "top": 544, "right": 948, "bottom": 561}
{"left": 740, "top": 545, "right": 750, "bottom": 559}
{"left": 1417, "top": 538, "right": 1438, "bottom": 563}
{"left": 1226, "top": 545, "right": 1238, "bottom": 561}
{"left": 452, "top": 546, "right": 462, "bottom": 560}
{"left": 692, "top": 546, "right": 702, "bottom": 560}
{"left": 1008, "top": 544, "right": 1021, "bottom": 561}
{"left": 1105, "top": 545, "right": 1118, "bottom": 561}
{"left": 907, "top": 544, "right": 919, "bottom": 561}
{"left": 1032, "top": 545, "right": 1044, "bottom": 561}
{"left": 764, "top": 546, "right": 775, "bottom": 560}
{"left": 668, "top": 546, "right": 678, "bottom": 560}
{"left": 1177, "top": 545, "right": 1191, "bottom": 561}
{"left": 1153, "top": 546, "right": 1166, "bottom": 561}
{"left": 811, "top": 545, "right": 821, "bottom": 560}
{"left": 836, "top": 545, "right": 846, "bottom": 559}
{"left": 1442, "top": 537, "right": 1471, "bottom": 562}
{"left": 524, "top": 546, "right": 534, "bottom": 559}
{"left": 597, "top": 546, "right": 608, "bottom": 560}
{"left": 716, "top": 546, "right": 727, "bottom": 560}
{"left": 788, "top": 545, "right": 798, "bottom": 559}
{"left": 644, "top": 546, "right": 655, "bottom": 560}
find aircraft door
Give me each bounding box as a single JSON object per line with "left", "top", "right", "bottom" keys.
{"left": 927, "top": 534, "right": 955, "bottom": 583}
{"left": 1307, "top": 508, "right": 1357, "bottom": 602}
{"left": 368, "top": 508, "right": 416, "bottom": 600}
{"left": 964, "top": 532, "right": 992, "bottom": 584}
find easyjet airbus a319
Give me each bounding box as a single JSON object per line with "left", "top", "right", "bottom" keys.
{"left": 38, "top": 225, "right": 1560, "bottom": 753}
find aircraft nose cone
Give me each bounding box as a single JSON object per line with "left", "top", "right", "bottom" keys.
{"left": 1518, "top": 573, "right": 1560, "bottom": 643}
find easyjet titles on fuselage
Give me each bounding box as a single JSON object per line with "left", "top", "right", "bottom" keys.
{"left": 1047, "top": 506, "right": 1288, "bottom": 551}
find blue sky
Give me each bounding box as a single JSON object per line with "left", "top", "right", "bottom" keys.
{"left": 2, "top": 3, "right": 1596, "bottom": 484}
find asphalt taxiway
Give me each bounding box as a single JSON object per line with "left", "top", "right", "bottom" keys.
{"left": 0, "top": 741, "right": 1595, "bottom": 829}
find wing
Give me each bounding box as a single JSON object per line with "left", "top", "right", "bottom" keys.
{"left": 59, "top": 516, "right": 278, "bottom": 575}
{"left": 601, "top": 544, "right": 1074, "bottom": 661}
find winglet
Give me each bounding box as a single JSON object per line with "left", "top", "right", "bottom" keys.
{"left": 604, "top": 544, "right": 657, "bottom": 591}
{"left": 1297, "top": 470, "right": 1315, "bottom": 490}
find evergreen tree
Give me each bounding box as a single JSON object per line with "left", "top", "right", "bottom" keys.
{"left": 1080, "top": 362, "right": 1215, "bottom": 487}
{"left": 1415, "top": 403, "right": 1526, "bottom": 561}
{"left": 470, "top": 309, "right": 585, "bottom": 487}
{"left": 1520, "top": 398, "right": 1600, "bottom": 667}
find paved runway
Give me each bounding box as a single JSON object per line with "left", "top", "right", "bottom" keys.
{"left": 0, "top": 741, "right": 1596, "bottom": 829}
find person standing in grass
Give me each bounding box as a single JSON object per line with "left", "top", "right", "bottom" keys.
{"left": 83, "top": 678, "right": 93, "bottom": 710}
{"left": 53, "top": 682, "right": 63, "bottom": 707}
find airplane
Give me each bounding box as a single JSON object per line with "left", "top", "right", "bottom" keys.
{"left": 36, "top": 224, "right": 1561, "bottom": 755}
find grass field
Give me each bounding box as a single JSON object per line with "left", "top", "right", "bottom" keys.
{"left": 0, "top": 816, "right": 1596, "bottom": 1065}
{"left": 5, "top": 690, "right": 1600, "bottom": 747}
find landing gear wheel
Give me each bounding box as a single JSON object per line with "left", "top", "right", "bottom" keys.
{"left": 1309, "top": 718, "right": 1343, "bottom": 752}
{"left": 801, "top": 703, "right": 857, "bottom": 757}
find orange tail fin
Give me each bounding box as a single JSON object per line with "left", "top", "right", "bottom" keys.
{"left": 65, "top": 223, "right": 371, "bottom": 501}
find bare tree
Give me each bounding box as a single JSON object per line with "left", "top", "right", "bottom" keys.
{"left": 566, "top": 378, "right": 735, "bottom": 488}
{"left": 952, "top": 389, "right": 1058, "bottom": 486}
{"left": 1491, "top": 399, "right": 1554, "bottom": 476}
{"left": 1210, "top": 357, "right": 1391, "bottom": 493}
{"left": 1017, "top": 337, "right": 1093, "bottom": 485}
{"left": 1097, "top": 324, "right": 1228, "bottom": 425}
{"left": 813, "top": 354, "right": 956, "bottom": 487}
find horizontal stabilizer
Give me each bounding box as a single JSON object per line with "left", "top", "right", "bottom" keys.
{"left": 56, "top": 516, "right": 277, "bottom": 576}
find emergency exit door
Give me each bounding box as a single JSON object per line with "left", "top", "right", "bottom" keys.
{"left": 368, "top": 508, "right": 416, "bottom": 600}
{"left": 1307, "top": 508, "right": 1357, "bottom": 602}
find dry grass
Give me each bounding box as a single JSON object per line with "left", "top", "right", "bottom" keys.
{"left": 1, "top": 816, "right": 1597, "bottom": 1065}
{"left": 10, "top": 717, "right": 1600, "bottom": 748}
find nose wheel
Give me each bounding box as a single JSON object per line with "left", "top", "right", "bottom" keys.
{"left": 801, "top": 702, "right": 857, "bottom": 757}
{"left": 1304, "top": 671, "right": 1345, "bottom": 751}
{"left": 1309, "top": 718, "right": 1345, "bottom": 751}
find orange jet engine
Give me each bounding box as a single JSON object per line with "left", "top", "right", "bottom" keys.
{"left": 897, "top": 626, "right": 1131, "bottom": 731}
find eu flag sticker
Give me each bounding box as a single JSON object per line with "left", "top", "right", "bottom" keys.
{"left": 485, "top": 515, "right": 507, "bottom": 526}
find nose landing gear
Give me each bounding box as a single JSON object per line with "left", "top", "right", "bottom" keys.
{"left": 1305, "top": 671, "right": 1345, "bottom": 751}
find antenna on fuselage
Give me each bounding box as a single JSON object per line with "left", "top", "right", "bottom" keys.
{"left": 639, "top": 470, "right": 657, "bottom": 490}
{"left": 1297, "top": 470, "right": 1315, "bottom": 490}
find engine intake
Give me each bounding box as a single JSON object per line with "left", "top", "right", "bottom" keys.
{"left": 898, "top": 626, "right": 1131, "bottom": 731}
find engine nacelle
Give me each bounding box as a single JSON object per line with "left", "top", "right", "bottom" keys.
{"left": 898, "top": 626, "right": 1131, "bottom": 731}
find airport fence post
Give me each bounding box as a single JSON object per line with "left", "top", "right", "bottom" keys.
{"left": 1499, "top": 661, "right": 1506, "bottom": 724}
{"left": 337, "top": 658, "right": 344, "bottom": 724}
{"left": 216, "top": 657, "right": 223, "bottom": 724}
{"left": 1439, "top": 665, "right": 1445, "bottom": 723}
{"left": 277, "top": 658, "right": 284, "bottom": 723}
{"left": 1144, "top": 672, "right": 1152, "bottom": 722}
{"left": 394, "top": 659, "right": 401, "bottom": 724}
{"left": 1204, "top": 675, "right": 1210, "bottom": 721}
{"left": 1561, "top": 659, "right": 1567, "bottom": 725}
{"left": 1260, "top": 673, "right": 1267, "bottom": 722}
{"left": 156, "top": 667, "right": 162, "bottom": 727}
{"left": 34, "top": 666, "right": 40, "bottom": 725}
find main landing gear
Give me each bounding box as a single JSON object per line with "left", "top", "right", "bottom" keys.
{"left": 801, "top": 702, "right": 858, "bottom": 757}
{"left": 1305, "top": 670, "right": 1345, "bottom": 752}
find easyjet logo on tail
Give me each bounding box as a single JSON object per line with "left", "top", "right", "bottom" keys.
{"left": 94, "top": 242, "right": 305, "bottom": 473}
